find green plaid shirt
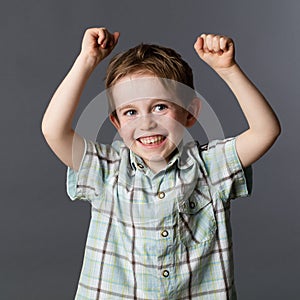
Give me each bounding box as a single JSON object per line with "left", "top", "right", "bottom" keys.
{"left": 67, "top": 137, "right": 252, "bottom": 299}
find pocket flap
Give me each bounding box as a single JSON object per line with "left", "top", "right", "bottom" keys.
{"left": 177, "top": 185, "right": 212, "bottom": 215}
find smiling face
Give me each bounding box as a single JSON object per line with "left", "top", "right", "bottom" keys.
{"left": 109, "top": 74, "right": 200, "bottom": 172}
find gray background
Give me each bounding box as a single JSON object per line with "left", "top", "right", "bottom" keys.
{"left": 1, "top": 0, "right": 299, "bottom": 299}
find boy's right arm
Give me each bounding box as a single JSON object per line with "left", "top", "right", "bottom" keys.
{"left": 41, "top": 28, "right": 120, "bottom": 171}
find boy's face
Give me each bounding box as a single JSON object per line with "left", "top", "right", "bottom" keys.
{"left": 109, "top": 74, "right": 199, "bottom": 170}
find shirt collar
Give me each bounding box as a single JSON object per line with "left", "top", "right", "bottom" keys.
{"left": 129, "top": 140, "right": 197, "bottom": 172}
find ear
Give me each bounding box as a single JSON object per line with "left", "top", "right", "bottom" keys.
{"left": 109, "top": 114, "right": 121, "bottom": 130}
{"left": 185, "top": 97, "right": 202, "bottom": 127}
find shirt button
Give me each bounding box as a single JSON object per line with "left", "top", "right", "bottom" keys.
{"left": 157, "top": 191, "right": 165, "bottom": 199}
{"left": 137, "top": 163, "right": 144, "bottom": 169}
{"left": 161, "top": 230, "right": 169, "bottom": 237}
{"left": 189, "top": 201, "right": 196, "bottom": 209}
{"left": 162, "top": 270, "right": 169, "bottom": 277}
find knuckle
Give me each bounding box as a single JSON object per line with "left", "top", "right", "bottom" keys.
{"left": 206, "top": 34, "right": 212, "bottom": 42}
{"left": 98, "top": 27, "right": 107, "bottom": 36}
{"left": 222, "top": 36, "right": 230, "bottom": 42}
{"left": 85, "top": 28, "right": 93, "bottom": 34}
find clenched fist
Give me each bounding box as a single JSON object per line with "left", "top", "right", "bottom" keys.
{"left": 194, "top": 34, "right": 236, "bottom": 73}
{"left": 80, "top": 27, "right": 120, "bottom": 65}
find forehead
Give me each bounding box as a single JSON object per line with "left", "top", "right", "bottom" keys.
{"left": 109, "top": 75, "right": 193, "bottom": 111}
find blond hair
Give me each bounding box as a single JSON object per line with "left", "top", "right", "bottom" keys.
{"left": 105, "top": 44, "right": 195, "bottom": 119}
{"left": 105, "top": 43, "right": 194, "bottom": 89}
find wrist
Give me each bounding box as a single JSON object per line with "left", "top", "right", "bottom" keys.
{"left": 214, "top": 62, "right": 241, "bottom": 79}
{"left": 76, "top": 52, "right": 102, "bottom": 71}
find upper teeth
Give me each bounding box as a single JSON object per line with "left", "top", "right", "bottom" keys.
{"left": 139, "top": 136, "right": 164, "bottom": 145}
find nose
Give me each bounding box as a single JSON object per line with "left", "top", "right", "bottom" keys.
{"left": 139, "top": 114, "right": 157, "bottom": 131}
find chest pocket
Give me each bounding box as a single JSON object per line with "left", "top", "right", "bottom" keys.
{"left": 177, "top": 185, "right": 217, "bottom": 247}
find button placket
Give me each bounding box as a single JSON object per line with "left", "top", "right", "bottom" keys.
{"left": 156, "top": 182, "right": 175, "bottom": 283}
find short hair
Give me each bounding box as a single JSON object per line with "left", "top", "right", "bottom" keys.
{"left": 105, "top": 43, "right": 194, "bottom": 89}
{"left": 105, "top": 44, "right": 195, "bottom": 120}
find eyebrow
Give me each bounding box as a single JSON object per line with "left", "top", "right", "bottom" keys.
{"left": 117, "top": 104, "right": 137, "bottom": 112}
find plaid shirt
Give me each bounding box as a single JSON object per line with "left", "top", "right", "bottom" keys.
{"left": 66, "top": 137, "right": 252, "bottom": 299}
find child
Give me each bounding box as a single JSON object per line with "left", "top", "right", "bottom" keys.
{"left": 41, "top": 28, "right": 280, "bottom": 299}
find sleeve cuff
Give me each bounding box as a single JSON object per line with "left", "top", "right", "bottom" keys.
{"left": 66, "top": 138, "right": 88, "bottom": 201}
{"left": 227, "top": 138, "right": 253, "bottom": 199}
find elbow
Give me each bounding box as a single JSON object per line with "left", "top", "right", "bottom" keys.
{"left": 41, "top": 119, "right": 58, "bottom": 140}
{"left": 41, "top": 117, "right": 52, "bottom": 138}
{"left": 252, "top": 120, "right": 281, "bottom": 149}
{"left": 41, "top": 125, "right": 53, "bottom": 143}
{"left": 41, "top": 122, "right": 74, "bottom": 142}
{"left": 41, "top": 116, "right": 72, "bottom": 139}
{"left": 272, "top": 119, "right": 281, "bottom": 141}
{"left": 275, "top": 125, "right": 281, "bottom": 140}
{"left": 41, "top": 118, "right": 48, "bottom": 137}
{"left": 266, "top": 120, "right": 281, "bottom": 147}
{"left": 265, "top": 114, "right": 281, "bottom": 143}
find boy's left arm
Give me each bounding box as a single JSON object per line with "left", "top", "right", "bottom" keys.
{"left": 194, "top": 34, "right": 281, "bottom": 168}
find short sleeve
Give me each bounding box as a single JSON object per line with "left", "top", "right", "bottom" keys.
{"left": 200, "top": 137, "right": 252, "bottom": 202}
{"left": 66, "top": 138, "right": 120, "bottom": 203}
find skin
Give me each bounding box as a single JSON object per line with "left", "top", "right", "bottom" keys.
{"left": 41, "top": 28, "right": 280, "bottom": 173}
{"left": 194, "top": 34, "right": 280, "bottom": 168}
{"left": 109, "top": 76, "right": 198, "bottom": 172}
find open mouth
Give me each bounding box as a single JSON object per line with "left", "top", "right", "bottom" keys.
{"left": 137, "top": 135, "right": 166, "bottom": 145}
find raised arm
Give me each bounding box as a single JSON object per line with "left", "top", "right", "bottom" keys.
{"left": 194, "top": 34, "right": 281, "bottom": 168}
{"left": 41, "top": 28, "right": 120, "bottom": 170}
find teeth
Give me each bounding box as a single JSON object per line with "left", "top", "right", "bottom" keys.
{"left": 139, "top": 135, "right": 165, "bottom": 145}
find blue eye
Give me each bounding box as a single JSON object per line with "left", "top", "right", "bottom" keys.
{"left": 154, "top": 104, "right": 168, "bottom": 112}
{"left": 124, "top": 109, "right": 137, "bottom": 116}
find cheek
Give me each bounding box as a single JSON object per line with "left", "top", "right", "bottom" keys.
{"left": 166, "top": 114, "right": 187, "bottom": 130}
{"left": 119, "top": 124, "right": 134, "bottom": 140}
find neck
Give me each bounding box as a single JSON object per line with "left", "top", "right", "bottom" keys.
{"left": 144, "top": 158, "right": 168, "bottom": 174}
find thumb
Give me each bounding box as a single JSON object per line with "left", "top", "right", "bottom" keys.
{"left": 194, "top": 36, "right": 204, "bottom": 57}
{"left": 113, "top": 32, "right": 120, "bottom": 44}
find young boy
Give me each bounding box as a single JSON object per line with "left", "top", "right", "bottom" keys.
{"left": 41, "top": 28, "right": 280, "bottom": 299}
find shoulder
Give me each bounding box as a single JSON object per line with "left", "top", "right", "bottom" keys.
{"left": 85, "top": 139, "right": 127, "bottom": 158}
{"left": 198, "top": 137, "right": 236, "bottom": 160}
{"left": 181, "top": 138, "right": 236, "bottom": 162}
{"left": 79, "top": 139, "right": 130, "bottom": 172}
{"left": 191, "top": 137, "right": 241, "bottom": 178}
